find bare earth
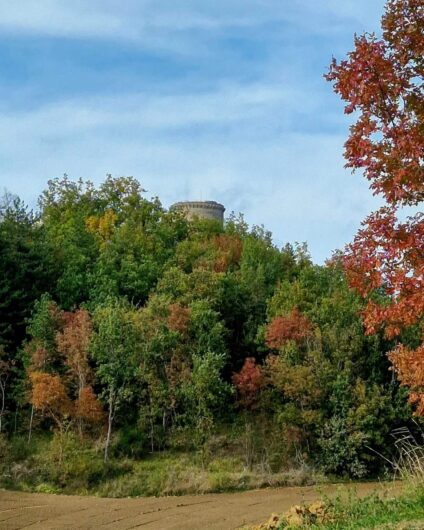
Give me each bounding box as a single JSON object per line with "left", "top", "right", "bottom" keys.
{"left": 0, "top": 482, "right": 402, "bottom": 530}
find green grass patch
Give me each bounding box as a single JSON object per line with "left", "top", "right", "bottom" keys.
{"left": 316, "top": 490, "right": 424, "bottom": 529}
{"left": 271, "top": 487, "right": 424, "bottom": 529}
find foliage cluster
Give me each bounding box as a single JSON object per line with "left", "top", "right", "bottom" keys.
{"left": 0, "top": 175, "right": 412, "bottom": 484}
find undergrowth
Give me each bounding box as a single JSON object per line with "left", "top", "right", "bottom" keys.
{"left": 250, "top": 426, "right": 424, "bottom": 529}
{"left": 0, "top": 433, "right": 324, "bottom": 497}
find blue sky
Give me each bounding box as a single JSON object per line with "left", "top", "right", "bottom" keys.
{"left": 0, "top": 0, "right": 386, "bottom": 262}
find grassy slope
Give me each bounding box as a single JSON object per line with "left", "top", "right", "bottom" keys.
{"left": 0, "top": 434, "right": 323, "bottom": 497}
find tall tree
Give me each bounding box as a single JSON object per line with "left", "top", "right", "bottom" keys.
{"left": 91, "top": 299, "right": 140, "bottom": 461}
{"left": 326, "top": 0, "right": 424, "bottom": 412}
{"left": 56, "top": 309, "right": 103, "bottom": 429}
{"left": 56, "top": 309, "right": 92, "bottom": 395}
{"left": 0, "top": 346, "right": 11, "bottom": 432}
{"left": 0, "top": 194, "right": 54, "bottom": 355}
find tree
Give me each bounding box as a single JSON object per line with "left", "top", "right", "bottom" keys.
{"left": 232, "top": 357, "right": 263, "bottom": 409}
{"left": 212, "top": 234, "right": 242, "bottom": 273}
{"left": 29, "top": 371, "right": 73, "bottom": 461}
{"left": 265, "top": 308, "right": 313, "bottom": 350}
{"left": 91, "top": 299, "right": 140, "bottom": 461}
{"left": 0, "top": 194, "right": 54, "bottom": 355}
{"left": 24, "top": 299, "right": 103, "bottom": 439}
{"left": 232, "top": 357, "right": 265, "bottom": 469}
{"left": 38, "top": 175, "right": 179, "bottom": 308}
{"left": 56, "top": 309, "right": 103, "bottom": 430}
{"left": 326, "top": 0, "right": 424, "bottom": 412}
{"left": 25, "top": 294, "right": 64, "bottom": 372}
{"left": 29, "top": 372, "right": 72, "bottom": 431}
{"left": 38, "top": 177, "right": 99, "bottom": 308}
{"left": 74, "top": 386, "right": 103, "bottom": 424}
{"left": 0, "top": 346, "right": 11, "bottom": 432}
{"left": 262, "top": 260, "right": 408, "bottom": 474}
{"left": 180, "top": 351, "right": 230, "bottom": 459}
{"left": 57, "top": 309, "right": 92, "bottom": 392}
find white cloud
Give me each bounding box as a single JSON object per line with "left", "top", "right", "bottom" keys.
{"left": 0, "top": 80, "right": 377, "bottom": 262}
{"left": 0, "top": 0, "right": 388, "bottom": 262}
{"left": 0, "top": 82, "right": 296, "bottom": 145}
{"left": 0, "top": 0, "right": 385, "bottom": 43}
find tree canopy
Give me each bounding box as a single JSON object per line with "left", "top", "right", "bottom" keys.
{"left": 0, "top": 174, "right": 412, "bottom": 477}
{"left": 326, "top": 0, "right": 423, "bottom": 415}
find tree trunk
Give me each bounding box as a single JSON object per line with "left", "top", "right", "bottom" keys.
{"left": 244, "top": 415, "right": 254, "bottom": 471}
{"left": 77, "top": 388, "right": 83, "bottom": 438}
{"left": 104, "top": 390, "right": 114, "bottom": 462}
{"left": 14, "top": 404, "right": 19, "bottom": 434}
{"left": 28, "top": 405, "right": 34, "bottom": 443}
{"left": 150, "top": 415, "right": 154, "bottom": 453}
{"left": 0, "top": 379, "right": 5, "bottom": 433}
{"left": 77, "top": 374, "right": 85, "bottom": 437}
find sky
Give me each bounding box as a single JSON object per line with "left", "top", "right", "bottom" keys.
{"left": 0, "top": 0, "right": 387, "bottom": 262}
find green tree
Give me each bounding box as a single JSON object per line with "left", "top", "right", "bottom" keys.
{"left": 0, "top": 194, "right": 54, "bottom": 355}
{"left": 180, "top": 351, "right": 231, "bottom": 459}
{"left": 91, "top": 298, "right": 140, "bottom": 461}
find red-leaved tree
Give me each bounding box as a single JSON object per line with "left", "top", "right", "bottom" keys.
{"left": 232, "top": 357, "right": 263, "bottom": 409}
{"left": 326, "top": 0, "right": 424, "bottom": 412}
{"left": 265, "top": 308, "right": 313, "bottom": 350}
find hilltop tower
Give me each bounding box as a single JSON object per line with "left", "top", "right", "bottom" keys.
{"left": 171, "top": 200, "right": 225, "bottom": 224}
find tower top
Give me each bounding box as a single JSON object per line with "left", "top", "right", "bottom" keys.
{"left": 171, "top": 200, "right": 225, "bottom": 223}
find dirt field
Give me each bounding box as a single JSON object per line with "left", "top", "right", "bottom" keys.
{"left": 0, "top": 482, "right": 402, "bottom": 530}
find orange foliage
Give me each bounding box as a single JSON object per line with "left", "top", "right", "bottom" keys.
{"left": 167, "top": 303, "right": 191, "bottom": 334}
{"left": 344, "top": 210, "right": 424, "bottom": 339}
{"left": 28, "top": 308, "right": 104, "bottom": 432}
{"left": 27, "top": 342, "right": 50, "bottom": 371}
{"left": 265, "top": 308, "right": 313, "bottom": 350}
{"left": 56, "top": 308, "right": 92, "bottom": 389}
{"left": 232, "top": 357, "right": 263, "bottom": 408}
{"left": 213, "top": 234, "right": 242, "bottom": 273}
{"left": 30, "top": 371, "right": 72, "bottom": 422}
{"left": 389, "top": 344, "right": 424, "bottom": 415}
{"left": 75, "top": 386, "right": 104, "bottom": 423}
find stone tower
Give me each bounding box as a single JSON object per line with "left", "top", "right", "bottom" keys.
{"left": 171, "top": 201, "right": 225, "bottom": 223}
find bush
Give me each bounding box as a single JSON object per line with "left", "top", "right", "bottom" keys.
{"left": 317, "top": 417, "right": 368, "bottom": 478}
{"left": 8, "top": 436, "right": 33, "bottom": 461}
{"left": 112, "top": 426, "right": 147, "bottom": 459}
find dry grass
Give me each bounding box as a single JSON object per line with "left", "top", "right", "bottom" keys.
{"left": 95, "top": 457, "right": 325, "bottom": 498}
{"left": 391, "top": 426, "right": 424, "bottom": 487}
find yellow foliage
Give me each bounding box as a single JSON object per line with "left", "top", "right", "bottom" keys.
{"left": 85, "top": 209, "right": 117, "bottom": 244}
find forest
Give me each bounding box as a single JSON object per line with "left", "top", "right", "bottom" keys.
{"left": 0, "top": 175, "right": 416, "bottom": 496}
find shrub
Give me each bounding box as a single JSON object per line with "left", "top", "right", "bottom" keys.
{"left": 317, "top": 416, "right": 368, "bottom": 478}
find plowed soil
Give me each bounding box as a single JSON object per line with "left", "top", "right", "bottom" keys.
{"left": 0, "top": 482, "right": 402, "bottom": 530}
